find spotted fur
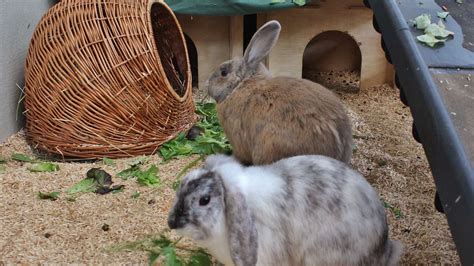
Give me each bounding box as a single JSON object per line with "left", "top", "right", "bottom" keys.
{"left": 168, "top": 154, "right": 403, "bottom": 266}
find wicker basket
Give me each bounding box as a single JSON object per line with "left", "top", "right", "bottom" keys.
{"left": 24, "top": 0, "right": 196, "bottom": 159}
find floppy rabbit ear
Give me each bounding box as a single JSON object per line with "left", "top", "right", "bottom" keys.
{"left": 243, "top": 20, "right": 281, "bottom": 69}
{"left": 219, "top": 175, "right": 258, "bottom": 266}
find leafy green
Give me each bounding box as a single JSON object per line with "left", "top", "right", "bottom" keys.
{"left": 188, "top": 250, "right": 213, "bottom": 266}
{"left": 383, "top": 199, "right": 404, "bottom": 219}
{"left": 108, "top": 234, "right": 213, "bottom": 266}
{"left": 162, "top": 246, "right": 183, "bottom": 266}
{"left": 293, "top": 0, "right": 305, "bottom": 6}
{"left": 28, "top": 162, "right": 60, "bottom": 172}
{"left": 413, "top": 14, "right": 455, "bottom": 47}
{"left": 152, "top": 235, "right": 173, "bottom": 248}
{"left": 117, "top": 162, "right": 161, "bottom": 187}
{"left": 38, "top": 191, "right": 61, "bottom": 201}
{"left": 11, "top": 153, "right": 34, "bottom": 162}
{"left": 160, "top": 134, "right": 195, "bottom": 161}
{"left": 67, "top": 177, "right": 97, "bottom": 194}
{"left": 111, "top": 186, "right": 124, "bottom": 194}
{"left": 437, "top": 11, "right": 449, "bottom": 19}
{"left": 270, "top": 0, "right": 285, "bottom": 4}
{"left": 131, "top": 156, "right": 149, "bottom": 166}
{"left": 172, "top": 179, "right": 181, "bottom": 191}
{"left": 159, "top": 103, "right": 231, "bottom": 161}
{"left": 67, "top": 168, "right": 124, "bottom": 196}
{"left": 117, "top": 165, "right": 141, "bottom": 180}
{"left": 393, "top": 208, "right": 404, "bottom": 219}
{"left": 0, "top": 158, "right": 6, "bottom": 164}
{"left": 425, "top": 21, "right": 454, "bottom": 38}
{"left": 417, "top": 34, "right": 446, "bottom": 47}
{"left": 103, "top": 157, "right": 116, "bottom": 167}
{"left": 117, "top": 156, "right": 149, "bottom": 180}
{"left": 136, "top": 165, "right": 161, "bottom": 187}
{"left": 413, "top": 14, "right": 431, "bottom": 29}
{"left": 131, "top": 191, "right": 141, "bottom": 198}
{"left": 149, "top": 252, "right": 160, "bottom": 266}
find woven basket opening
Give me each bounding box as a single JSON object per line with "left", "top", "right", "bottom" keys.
{"left": 151, "top": 3, "right": 189, "bottom": 98}
{"left": 184, "top": 33, "right": 199, "bottom": 88}
{"left": 25, "top": 0, "right": 196, "bottom": 159}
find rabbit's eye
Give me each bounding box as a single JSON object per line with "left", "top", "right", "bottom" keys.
{"left": 220, "top": 70, "right": 228, "bottom": 77}
{"left": 199, "top": 195, "right": 211, "bottom": 206}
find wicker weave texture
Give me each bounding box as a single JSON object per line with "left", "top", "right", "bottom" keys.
{"left": 25, "top": 0, "right": 196, "bottom": 159}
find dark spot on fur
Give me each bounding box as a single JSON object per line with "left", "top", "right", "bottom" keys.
{"left": 168, "top": 196, "right": 188, "bottom": 229}
{"left": 313, "top": 177, "right": 328, "bottom": 192}
{"left": 279, "top": 169, "right": 295, "bottom": 214}
{"left": 360, "top": 190, "right": 371, "bottom": 205}
{"left": 281, "top": 106, "right": 292, "bottom": 119}
{"left": 327, "top": 229, "right": 352, "bottom": 252}
{"left": 244, "top": 97, "right": 252, "bottom": 110}
{"left": 296, "top": 117, "right": 305, "bottom": 129}
{"left": 279, "top": 169, "right": 296, "bottom": 264}
{"left": 305, "top": 191, "right": 320, "bottom": 208}
{"left": 183, "top": 172, "right": 214, "bottom": 195}
{"left": 326, "top": 195, "right": 343, "bottom": 214}
{"left": 305, "top": 178, "right": 328, "bottom": 208}
{"left": 224, "top": 189, "right": 258, "bottom": 266}
{"left": 358, "top": 225, "right": 389, "bottom": 265}
{"left": 305, "top": 158, "right": 347, "bottom": 214}
{"left": 340, "top": 231, "right": 351, "bottom": 251}
{"left": 223, "top": 107, "right": 232, "bottom": 119}
{"left": 255, "top": 123, "right": 264, "bottom": 135}
{"left": 189, "top": 211, "right": 201, "bottom": 226}
{"left": 357, "top": 187, "right": 381, "bottom": 220}
{"left": 330, "top": 159, "right": 349, "bottom": 181}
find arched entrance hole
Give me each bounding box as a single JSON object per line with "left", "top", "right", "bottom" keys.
{"left": 302, "top": 31, "right": 362, "bottom": 92}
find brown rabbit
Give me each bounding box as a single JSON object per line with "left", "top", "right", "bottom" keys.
{"left": 206, "top": 20, "right": 353, "bottom": 165}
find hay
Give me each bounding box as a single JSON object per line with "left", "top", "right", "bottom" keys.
{"left": 303, "top": 70, "right": 361, "bottom": 93}
{"left": 340, "top": 84, "right": 458, "bottom": 264}
{"left": 0, "top": 133, "right": 201, "bottom": 263}
{"left": 0, "top": 83, "right": 458, "bottom": 264}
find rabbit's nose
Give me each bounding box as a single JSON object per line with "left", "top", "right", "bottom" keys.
{"left": 168, "top": 213, "right": 185, "bottom": 229}
{"left": 168, "top": 215, "right": 178, "bottom": 229}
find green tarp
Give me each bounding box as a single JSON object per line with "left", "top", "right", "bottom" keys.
{"left": 164, "top": 0, "right": 307, "bottom": 16}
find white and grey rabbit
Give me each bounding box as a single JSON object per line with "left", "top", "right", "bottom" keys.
{"left": 168, "top": 154, "right": 403, "bottom": 266}
{"left": 206, "top": 20, "right": 353, "bottom": 165}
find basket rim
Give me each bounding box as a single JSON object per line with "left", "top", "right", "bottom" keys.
{"left": 147, "top": 0, "right": 192, "bottom": 102}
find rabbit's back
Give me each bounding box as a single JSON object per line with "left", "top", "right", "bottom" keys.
{"left": 247, "top": 156, "right": 400, "bottom": 265}
{"left": 217, "top": 76, "right": 353, "bottom": 165}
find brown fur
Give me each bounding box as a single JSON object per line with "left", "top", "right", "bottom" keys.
{"left": 207, "top": 20, "right": 353, "bottom": 165}
{"left": 217, "top": 76, "right": 353, "bottom": 165}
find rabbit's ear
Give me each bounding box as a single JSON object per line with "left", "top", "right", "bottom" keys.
{"left": 243, "top": 20, "right": 281, "bottom": 69}
{"left": 219, "top": 174, "right": 258, "bottom": 266}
